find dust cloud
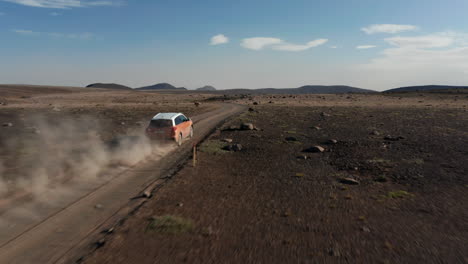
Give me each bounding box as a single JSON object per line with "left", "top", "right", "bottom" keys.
{"left": 0, "top": 114, "right": 170, "bottom": 201}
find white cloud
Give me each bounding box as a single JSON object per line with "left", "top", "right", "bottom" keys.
{"left": 210, "top": 34, "right": 229, "bottom": 45}
{"left": 241, "top": 37, "right": 283, "bottom": 50}
{"left": 49, "top": 11, "right": 61, "bottom": 16}
{"left": 362, "top": 24, "right": 419, "bottom": 34}
{"left": 356, "top": 45, "right": 377, "bottom": 49}
{"left": 11, "top": 29, "right": 40, "bottom": 36}
{"left": 12, "top": 29, "right": 94, "bottom": 39}
{"left": 241, "top": 37, "right": 327, "bottom": 51}
{"left": 330, "top": 46, "right": 338, "bottom": 49}
{"left": 384, "top": 34, "right": 454, "bottom": 48}
{"left": 272, "top": 38, "right": 328, "bottom": 51}
{"left": 1, "top": 0, "right": 122, "bottom": 9}
{"left": 356, "top": 31, "right": 468, "bottom": 89}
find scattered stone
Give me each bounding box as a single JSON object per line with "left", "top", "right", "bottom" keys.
{"left": 371, "top": 130, "right": 380, "bottom": 136}
{"left": 281, "top": 210, "right": 291, "bottom": 217}
{"left": 320, "top": 112, "right": 331, "bottom": 117}
{"left": 31, "top": 127, "right": 40, "bottom": 134}
{"left": 328, "top": 139, "right": 338, "bottom": 144}
{"left": 303, "top": 146, "right": 325, "bottom": 153}
{"left": 102, "top": 227, "right": 114, "bottom": 234}
{"left": 222, "top": 138, "right": 233, "bottom": 143}
{"left": 228, "top": 125, "right": 239, "bottom": 130}
{"left": 202, "top": 226, "right": 214, "bottom": 236}
{"left": 95, "top": 239, "right": 106, "bottom": 249}
{"left": 268, "top": 101, "right": 273, "bottom": 104}
{"left": 253, "top": 102, "right": 259, "bottom": 105}
{"left": 285, "top": 136, "right": 297, "bottom": 141}
{"left": 240, "top": 123, "right": 254, "bottom": 130}
{"left": 177, "top": 202, "right": 184, "bottom": 207}
{"left": 135, "top": 121, "right": 144, "bottom": 126}
{"left": 384, "top": 135, "right": 405, "bottom": 141}
{"left": 384, "top": 241, "right": 393, "bottom": 250}
{"left": 375, "top": 176, "right": 387, "bottom": 182}
{"left": 95, "top": 204, "right": 103, "bottom": 209}
{"left": 248, "top": 107, "right": 255, "bottom": 112}
{"left": 223, "top": 144, "right": 242, "bottom": 152}
{"left": 312, "top": 126, "right": 321, "bottom": 130}
{"left": 340, "top": 177, "right": 360, "bottom": 185}
{"left": 120, "top": 122, "right": 126, "bottom": 125}
{"left": 194, "top": 102, "right": 201, "bottom": 107}
{"left": 361, "top": 226, "right": 371, "bottom": 232}
{"left": 2, "top": 122, "right": 13, "bottom": 127}
{"left": 297, "top": 155, "right": 308, "bottom": 160}
{"left": 294, "top": 173, "right": 305, "bottom": 177}
{"left": 328, "top": 247, "right": 341, "bottom": 257}
{"left": 142, "top": 190, "right": 152, "bottom": 198}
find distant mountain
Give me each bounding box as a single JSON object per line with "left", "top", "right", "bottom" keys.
{"left": 136, "top": 83, "right": 187, "bottom": 91}
{"left": 197, "top": 85, "right": 217, "bottom": 91}
{"left": 219, "top": 85, "right": 376, "bottom": 94}
{"left": 384, "top": 85, "right": 468, "bottom": 93}
{"left": 86, "top": 83, "right": 132, "bottom": 90}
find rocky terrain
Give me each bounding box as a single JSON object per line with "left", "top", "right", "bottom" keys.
{"left": 84, "top": 92, "right": 468, "bottom": 263}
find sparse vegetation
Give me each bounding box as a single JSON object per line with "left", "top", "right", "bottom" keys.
{"left": 386, "top": 190, "right": 412, "bottom": 199}
{"left": 199, "top": 140, "right": 229, "bottom": 154}
{"left": 147, "top": 215, "right": 194, "bottom": 234}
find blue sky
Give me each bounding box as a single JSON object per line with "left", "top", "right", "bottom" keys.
{"left": 1, "top": 0, "right": 468, "bottom": 90}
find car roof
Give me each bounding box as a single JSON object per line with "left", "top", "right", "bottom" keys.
{"left": 152, "top": 112, "right": 183, "bottom": 120}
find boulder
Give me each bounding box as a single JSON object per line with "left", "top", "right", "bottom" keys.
{"left": 240, "top": 123, "right": 254, "bottom": 130}
{"left": 340, "top": 177, "right": 360, "bottom": 185}
{"left": 384, "top": 135, "right": 405, "bottom": 141}
{"left": 223, "top": 144, "right": 242, "bottom": 152}
{"left": 303, "top": 146, "right": 325, "bottom": 153}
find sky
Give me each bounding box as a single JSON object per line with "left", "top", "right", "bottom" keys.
{"left": 1, "top": 0, "right": 468, "bottom": 91}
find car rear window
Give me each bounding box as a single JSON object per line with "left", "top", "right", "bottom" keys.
{"left": 149, "top": 119, "right": 172, "bottom": 128}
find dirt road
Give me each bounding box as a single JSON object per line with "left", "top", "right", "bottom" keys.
{"left": 0, "top": 103, "right": 245, "bottom": 264}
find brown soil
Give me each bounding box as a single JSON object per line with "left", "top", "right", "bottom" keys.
{"left": 84, "top": 94, "right": 468, "bottom": 263}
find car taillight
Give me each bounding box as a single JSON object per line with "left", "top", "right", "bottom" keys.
{"left": 171, "top": 126, "right": 177, "bottom": 136}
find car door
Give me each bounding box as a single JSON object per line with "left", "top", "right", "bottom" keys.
{"left": 174, "top": 115, "right": 184, "bottom": 137}
{"left": 179, "top": 115, "right": 190, "bottom": 136}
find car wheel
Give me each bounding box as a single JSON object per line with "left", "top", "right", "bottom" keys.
{"left": 177, "top": 133, "right": 183, "bottom": 146}
{"left": 189, "top": 127, "right": 193, "bottom": 138}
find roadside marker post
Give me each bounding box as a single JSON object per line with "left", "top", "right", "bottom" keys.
{"left": 193, "top": 144, "right": 197, "bottom": 167}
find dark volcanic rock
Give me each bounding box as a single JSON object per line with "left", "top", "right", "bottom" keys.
{"left": 240, "top": 123, "right": 254, "bottom": 130}
{"left": 384, "top": 135, "right": 405, "bottom": 141}
{"left": 223, "top": 144, "right": 242, "bottom": 152}
{"left": 340, "top": 177, "right": 360, "bottom": 185}
{"left": 303, "top": 146, "right": 325, "bottom": 153}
